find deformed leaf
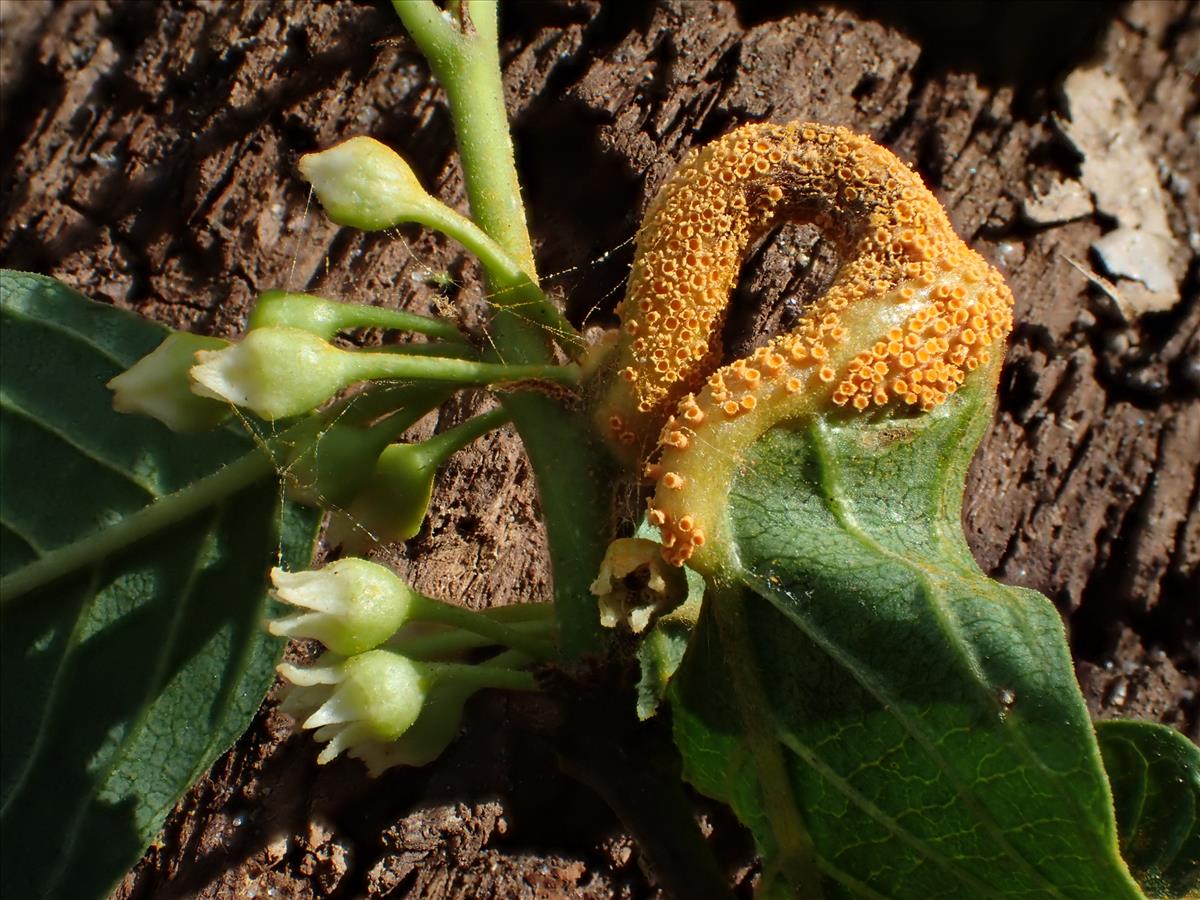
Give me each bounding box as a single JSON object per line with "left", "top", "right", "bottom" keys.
{"left": 0, "top": 272, "right": 320, "bottom": 900}
{"left": 668, "top": 378, "right": 1155, "bottom": 897}
{"left": 1097, "top": 719, "right": 1200, "bottom": 898}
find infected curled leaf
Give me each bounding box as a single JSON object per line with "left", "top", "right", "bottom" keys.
{"left": 672, "top": 388, "right": 1145, "bottom": 896}
{"left": 587, "top": 123, "right": 1186, "bottom": 896}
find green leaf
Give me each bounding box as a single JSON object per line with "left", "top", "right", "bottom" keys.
{"left": 0, "top": 272, "right": 320, "bottom": 900}
{"left": 1097, "top": 720, "right": 1200, "bottom": 897}
{"left": 668, "top": 378, "right": 1152, "bottom": 897}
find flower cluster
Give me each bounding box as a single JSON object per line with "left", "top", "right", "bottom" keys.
{"left": 268, "top": 558, "right": 551, "bottom": 772}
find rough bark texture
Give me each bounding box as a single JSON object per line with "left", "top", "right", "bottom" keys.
{"left": 2, "top": 1, "right": 1196, "bottom": 897}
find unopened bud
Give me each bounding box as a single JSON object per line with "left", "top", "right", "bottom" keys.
{"left": 299, "top": 136, "right": 438, "bottom": 231}
{"left": 189, "top": 326, "right": 350, "bottom": 420}
{"left": 269, "top": 559, "right": 420, "bottom": 655}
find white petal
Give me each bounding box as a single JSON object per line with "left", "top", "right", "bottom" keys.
{"left": 189, "top": 347, "right": 251, "bottom": 405}
{"left": 268, "top": 611, "right": 327, "bottom": 639}
{"left": 277, "top": 661, "right": 342, "bottom": 687}
{"left": 303, "top": 689, "right": 357, "bottom": 729}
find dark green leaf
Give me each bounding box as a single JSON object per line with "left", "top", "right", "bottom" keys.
{"left": 0, "top": 272, "right": 320, "bottom": 900}
{"left": 669, "top": 378, "right": 1150, "bottom": 897}
{"left": 1097, "top": 719, "right": 1200, "bottom": 897}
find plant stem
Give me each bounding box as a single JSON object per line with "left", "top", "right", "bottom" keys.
{"left": 413, "top": 592, "right": 555, "bottom": 660}
{"left": 249, "top": 290, "right": 467, "bottom": 343}
{"left": 410, "top": 201, "right": 582, "bottom": 350}
{"left": 392, "top": 0, "right": 535, "bottom": 277}
{"left": 342, "top": 348, "right": 579, "bottom": 388}
{"left": 328, "top": 303, "right": 467, "bottom": 342}
{"left": 481, "top": 601, "right": 554, "bottom": 623}
{"left": 369, "top": 340, "right": 477, "bottom": 359}
{"left": 340, "top": 382, "right": 452, "bottom": 427}
{"left": 711, "top": 583, "right": 825, "bottom": 897}
{"left": 413, "top": 404, "right": 510, "bottom": 465}
{"left": 395, "top": 0, "right": 614, "bottom": 657}
{"left": 387, "top": 618, "right": 552, "bottom": 659}
{"left": 430, "top": 659, "right": 538, "bottom": 693}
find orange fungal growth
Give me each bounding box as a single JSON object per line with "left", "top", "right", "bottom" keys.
{"left": 591, "top": 122, "right": 1015, "bottom": 569}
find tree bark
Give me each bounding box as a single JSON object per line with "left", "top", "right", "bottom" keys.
{"left": 2, "top": 1, "right": 1195, "bottom": 897}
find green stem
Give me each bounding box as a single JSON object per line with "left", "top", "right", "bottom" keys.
{"left": 387, "top": 618, "right": 552, "bottom": 659}
{"left": 711, "top": 583, "right": 825, "bottom": 896}
{"left": 340, "top": 382, "right": 452, "bottom": 427}
{"left": 430, "top": 659, "right": 538, "bottom": 693}
{"left": 249, "top": 290, "right": 466, "bottom": 343}
{"left": 481, "top": 601, "right": 554, "bottom": 623}
{"left": 369, "top": 340, "right": 478, "bottom": 359}
{"left": 392, "top": 0, "right": 535, "bottom": 277}
{"left": 395, "top": 0, "right": 614, "bottom": 657}
{"left": 411, "top": 592, "right": 555, "bottom": 660}
{"left": 408, "top": 405, "right": 510, "bottom": 470}
{"left": 480, "top": 648, "right": 534, "bottom": 670}
{"left": 325, "top": 303, "right": 466, "bottom": 342}
{"left": 341, "top": 348, "right": 579, "bottom": 388}
{"left": 410, "top": 201, "right": 581, "bottom": 349}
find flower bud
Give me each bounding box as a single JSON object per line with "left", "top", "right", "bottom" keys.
{"left": 326, "top": 442, "right": 437, "bottom": 551}
{"left": 247, "top": 290, "right": 345, "bottom": 340}
{"left": 269, "top": 558, "right": 419, "bottom": 655}
{"left": 284, "top": 423, "right": 390, "bottom": 508}
{"left": 299, "top": 136, "right": 439, "bottom": 231}
{"left": 348, "top": 680, "right": 474, "bottom": 775}
{"left": 277, "top": 649, "right": 431, "bottom": 764}
{"left": 189, "top": 326, "right": 350, "bottom": 420}
{"left": 107, "top": 332, "right": 231, "bottom": 432}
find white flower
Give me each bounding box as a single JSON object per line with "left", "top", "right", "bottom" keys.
{"left": 590, "top": 537, "right": 687, "bottom": 633}
{"left": 277, "top": 650, "right": 430, "bottom": 765}
{"left": 269, "top": 559, "right": 418, "bottom": 656}
{"left": 189, "top": 326, "right": 350, "bottom": 420}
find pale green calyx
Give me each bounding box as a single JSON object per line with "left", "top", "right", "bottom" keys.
{"left": 277, "top": 650, "right": 431, "bottom": 764}
{"left": 189, "top": 326, "right": 348, "bottom": 420}
{"left": 325, "top": 441, "right": 437, "bottom": 552}
{"left": 269, "top": 559, "right": 419, "bottom": 655}
{"left": 107, "top": 332, "right": 231, "bottom": 432}
{"left": 299, "top": 136, "right": 439, "bottom": 231}
{"left": 277, "top": 646, "right": 538, "bottom": 771}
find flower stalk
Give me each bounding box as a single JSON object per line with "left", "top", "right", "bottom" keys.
{"left": 270, "top": 557, "right": 554, "bottom": 660}
{"left": 393, "top": 0, "right": 614, "bottom": 656}
{"left": 327, "top": 405, "right": 512, "bottom": 549}
{"left": 190, "top": 325, "right": 578, "bottom": 421}
{"left": 248, "top": 289, "right": 466, "bottom": 344}
{"left": 277, "top": 647, "right": 537, "bottom": 768}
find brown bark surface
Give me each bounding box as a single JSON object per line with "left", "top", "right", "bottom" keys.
{"left": 2, "top": 1, "right": 1196, "bottom": 897}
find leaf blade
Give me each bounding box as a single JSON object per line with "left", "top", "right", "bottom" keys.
{"left": 0, "top": 271, "right": 320, "bottom": 900}
{"left": 669, "top": 381, "right": 1149, "bottom": 897}
{"left": 1097, "top": 719, "right": 1200, "bottom": 897}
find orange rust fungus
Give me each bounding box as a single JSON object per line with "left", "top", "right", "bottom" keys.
{"left": 594, "top": 122, "right": 1014, "bottom": 566}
